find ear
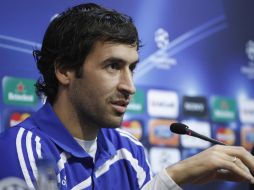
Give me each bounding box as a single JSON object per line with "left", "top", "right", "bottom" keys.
{"left": 54, "top": 62, "right": 74, "bottom": 85}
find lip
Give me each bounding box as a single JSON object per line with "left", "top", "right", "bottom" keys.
{"left": 110, "top": 100, "right": 129, "bottom": 114}
{"left": 111, "top": 104, "right": 126, "bottom": 114}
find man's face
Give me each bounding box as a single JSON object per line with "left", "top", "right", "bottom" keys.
{"left": 68, "top": 41, "right": 138, "bottom": 129}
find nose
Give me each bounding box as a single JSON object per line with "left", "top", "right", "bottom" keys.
{"left": 118, "top": 69, "right": 136, "bottom": 97}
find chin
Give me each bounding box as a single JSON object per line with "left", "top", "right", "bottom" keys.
{"left": 100, "top": 112, "right": 124, "bottom": 128}
{"left": 104, "top": 118, "right": 123, "bottom": 129}
{"left": 102, "top": 123, "right": 121, "bottom": 129}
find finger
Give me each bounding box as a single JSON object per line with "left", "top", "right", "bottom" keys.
{"left": 217, "top": 156, "right": 251, "bottom": 182}
{"left": 215, "top": 153, "right": 254, "bottom": 183}
{"left": 212, "top": 145, "right": 254, "bottom": 174}
{"left": 234, "top": 156, "right": 252, "bottom": 176}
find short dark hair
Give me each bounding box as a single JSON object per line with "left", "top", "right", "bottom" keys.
{"left": 33, "top": 3, "right": 140, "bottom": 104}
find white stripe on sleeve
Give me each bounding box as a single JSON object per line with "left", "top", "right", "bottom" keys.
{"left": 35, "top": 136, "right": 42, "bottom": 159}
{"left": 26, "top": 131, "right": 38, "bottom": 180}
{"left": 95, "top": 148, "right": 146, "bottom": 188}
{"left": 116, "top": 128, "right": 143, "bottom": 147}
{"left": 16, "top": 128, "right": 35, "bottom": 189}
{"left": 70, "top": 176, "right": 92, "bottom": 190}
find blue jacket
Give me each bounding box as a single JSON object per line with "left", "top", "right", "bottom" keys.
{"left": 0, "top": 103, "right": 152, "bottom": 189}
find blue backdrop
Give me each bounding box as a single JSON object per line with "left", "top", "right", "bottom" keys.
{"left": 1, "top": 0, "right": 254, "bottom": 189}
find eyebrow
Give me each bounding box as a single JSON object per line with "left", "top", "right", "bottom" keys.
{"left": 102, "top": 57, "right": 139, "bottom": 65}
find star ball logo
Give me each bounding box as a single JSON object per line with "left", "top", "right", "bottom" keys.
{"left": 246, "top": 40, "right": 254, "bottom": 62}
{"left": 2, "top": 76, "right": 38, "bottom": 106}
{"left": 154, "top": 28, "right": 170, "bottom": 50}
{"left": 121, "top": 120, "right": 143, "bottom": 140}
{"left": 153, "top": 28, "right": 177, "bottom": 70}
{"left": 241, "top": 40, "right": 254, "bottom": 79}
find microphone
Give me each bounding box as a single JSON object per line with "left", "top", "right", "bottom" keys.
{"left": 170, "top": 122, "right": 226, "bottom": 145}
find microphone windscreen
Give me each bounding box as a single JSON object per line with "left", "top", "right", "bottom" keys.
{"left": 170, "top": 123, "right": 188, "bottom": 134}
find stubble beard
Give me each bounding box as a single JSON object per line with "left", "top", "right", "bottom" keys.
{"left": 70, "top": 79, "right": 124, "bottom": 130}
{"left": 73, "top": 96, "right": 124, "bottom": 131}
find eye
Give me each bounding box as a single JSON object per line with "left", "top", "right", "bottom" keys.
{"left": 129, "top": 63, "right": 137, "bottom": 74}
{"left": 106, "top": 62, "right": 121, "bottom": 73}
{"left": 109, "top": 62, "right": 120, "bottom": 70}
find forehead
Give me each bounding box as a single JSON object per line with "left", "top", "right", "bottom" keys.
{"left": 86, "top": 41, "right": 139, "bottom": 64}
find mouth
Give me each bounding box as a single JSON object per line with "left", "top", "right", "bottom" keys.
{"left": 110, "top": 99, "right": 129, "bottom": 114}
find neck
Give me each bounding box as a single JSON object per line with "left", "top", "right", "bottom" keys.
{"left": 52, "top": 95, "right": 99, "bottom": 140}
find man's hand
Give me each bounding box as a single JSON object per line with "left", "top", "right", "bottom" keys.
{"left": 166, "top": 145, "right": 254, "bottom": 186}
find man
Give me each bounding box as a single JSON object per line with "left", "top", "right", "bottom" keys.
{"left": 0, "top": 3, "right": 254, "bottom": 190}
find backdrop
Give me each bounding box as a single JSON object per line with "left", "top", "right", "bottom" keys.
{"left": 1, "top": 0, "right": 254, "bottom": 189}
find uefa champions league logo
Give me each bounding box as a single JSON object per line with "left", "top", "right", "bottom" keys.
{"left": 246, "top": 40, "right": 254, "bottom": 65}
{"left": 153, "top": 28, "right": 177, "bottom": 69}
{"left": 154, "top": 28, "right": 170, "bottom": 49}
{"left": 241, "top": 40, "right": 254, "bottom": 79}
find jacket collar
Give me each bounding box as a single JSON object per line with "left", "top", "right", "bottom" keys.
{"left": 30, "top": 102, "right": 116, "bottom": 159}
